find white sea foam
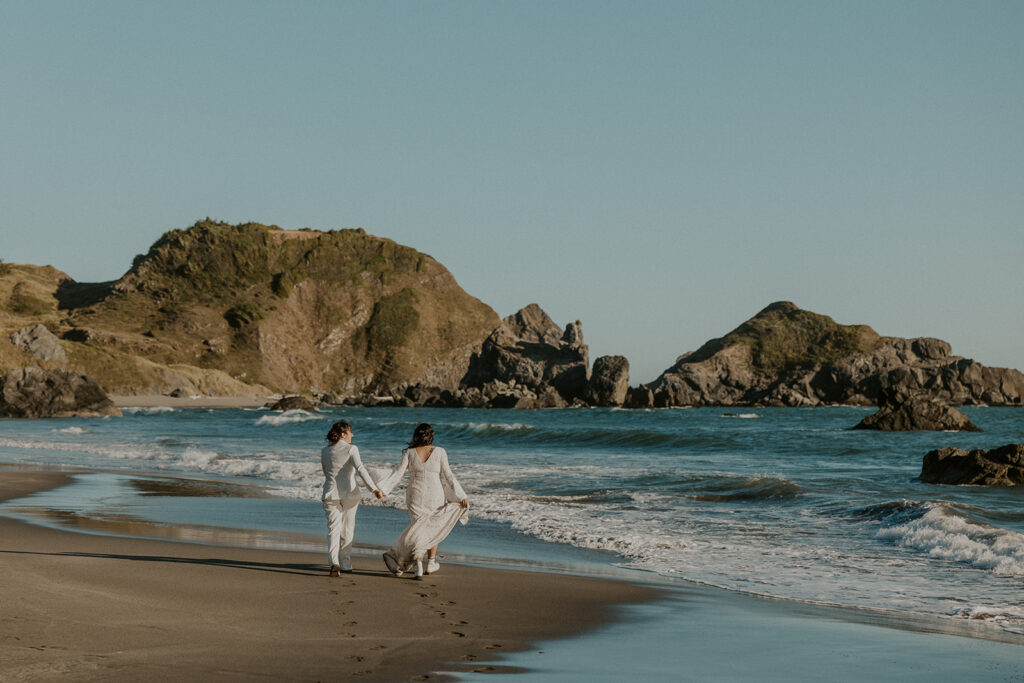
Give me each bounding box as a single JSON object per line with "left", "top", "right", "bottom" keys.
{"left": 254, "top": 410, "right": 325, "bottom": 426}
{"left": 52, "top": 427, "right": 88, "bottom": 434}
{"left": 722, "top": 413, "right": 761, "bottom": 419}
{"left": 877, "top": 506, "right": 1024, "bottom": 577}
{"left": 123, "top": 406, "right": 176, "bottom": 414}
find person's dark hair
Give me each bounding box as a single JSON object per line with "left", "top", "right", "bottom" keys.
{"left": 326, "top": 420, "right": 351, "bottom": 446}
{"left": 408, "top": 423, "right": 434, "bottom": 449}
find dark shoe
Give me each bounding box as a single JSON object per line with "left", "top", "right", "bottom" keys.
{"left": 383, "top": 552, "right": 402, "bottom": 576}
{"left": 330, "top": 564, "right": 341, "bottom": 577}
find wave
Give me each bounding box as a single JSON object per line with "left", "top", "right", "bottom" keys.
{"left": 122, "top": 406, "right": 176, "bottom": 414}
{"left": 254, "top": 410, "right": 326, "bottom": 426}
{"left": 876, "top": 502, "right": 1024, "bottom": 577}
{"left": 52, "top": 426, "right": 88, "bottom": 435}
{"left": 721, "top": 413, "right": 761, "bottom": 419}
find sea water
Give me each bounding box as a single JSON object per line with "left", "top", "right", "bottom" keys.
{"left": 1, "top": 405, "right": 1022, "bottom": 636}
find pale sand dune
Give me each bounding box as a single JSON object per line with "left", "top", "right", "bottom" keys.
{"left": 0, "top": 469, "right": 656, "bottom": 681}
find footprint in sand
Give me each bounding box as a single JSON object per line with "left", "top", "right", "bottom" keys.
{"left": 484, "top": 644, "right": 503, "bottom": 650}
{"left": 472, "top": 667, "right": 498, "bottom": 673}
{"left": 461, "top": 654, "right": 477, "bottom": 662}
{"left": 369, "top": 644, "right": 387, "bottom": 651}
{"left": 433, "top": 611, "right": 447, "bottom": 618}
{"left": 345, "top": 620, "right": 358, "bottom": 626}
{"left": 450, "top": 620, "right": 469, "bottom": 626}
{"left": 448, "top": 632, "right": 466, "bottom": 638}
{"left": 345, "top": 655, "right": 364, "bottom": 662}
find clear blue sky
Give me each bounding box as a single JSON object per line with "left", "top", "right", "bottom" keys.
{"left": 2, "top": 1, "right": 1022, "bottom": 383}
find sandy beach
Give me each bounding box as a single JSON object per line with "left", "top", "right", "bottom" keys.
{"left": 110, "top": 395, "right": 277, "bottom": 410}
{"left": 0, "top": 468, "right": 657, "bottom": 681}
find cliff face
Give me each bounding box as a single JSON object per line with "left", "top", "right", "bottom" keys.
{"left": 646, "top": 302, "right": 1024, "bottom": 407}
{"left": 3, "top": 221, "right": 499, "bottom": 395}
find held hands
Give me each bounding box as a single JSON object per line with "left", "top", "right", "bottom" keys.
{"left": 373, "top": 489, "right": 386, "bottom": 500}
{"left": 459, "top": 498, "right": 469, "bottom": 509}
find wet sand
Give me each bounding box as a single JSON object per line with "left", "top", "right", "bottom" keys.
{"left": 0, "top": 468, "right": 658, "bottom": 682}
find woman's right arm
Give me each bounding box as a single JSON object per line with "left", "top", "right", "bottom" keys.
{"left": 376, "top": 449, "right": 409, "bottom": 496}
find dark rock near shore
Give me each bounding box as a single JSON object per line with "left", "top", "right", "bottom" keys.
{"left": 268, "top": 395, "right": 319, "bottom": 411}
{"left": 625, "top": 385, "right": 654, "bottom": 409}
{"left": 460, "top": 304, "right": 590, "bottom": 406}
{"left": 920, "top": 444, "right": 1024, "bottom": 486}
{"left": 10, "top": 324, "right": 68, "bottom": 363}
{"left": 0, "top": 367, "right": 120, "bottom": 418}
{"left": 853, "top": 387, "right": 981, "bottom": 432}
{"left": 585, "top": 356, "right": 630, "bottom": 407}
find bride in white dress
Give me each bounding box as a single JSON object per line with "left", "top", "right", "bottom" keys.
{"left": 378, "top": 423, "right": 469, "bottom": 579}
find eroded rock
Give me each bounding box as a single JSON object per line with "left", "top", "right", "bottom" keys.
{"left": 0, "top": 367, "right": 119, "bottom": 418}
{"left": 920, "top": 444, "right": 1024, "bottom": 486}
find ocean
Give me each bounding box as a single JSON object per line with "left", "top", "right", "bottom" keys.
{"left": 1, "top": 404, "right": 1022, "bottom": 639}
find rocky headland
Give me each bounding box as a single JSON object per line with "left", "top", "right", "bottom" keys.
{"left": 3, "top": 222, "right": 1022, "bottom": 411}
{"left": 639, "top": 302, "right": 1024, "bottom": 408}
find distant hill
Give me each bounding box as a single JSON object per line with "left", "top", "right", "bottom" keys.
{"left": 1, "top": 220, "right": 499, "bottom": 396}
{"left": 645, "top": 301, "right": 1024, "bottom": 407}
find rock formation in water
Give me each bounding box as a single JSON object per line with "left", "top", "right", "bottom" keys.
{"left": 920, "top": 444, "right": 1024, "bottom": 486}
{"left": 0, "top": 367, "right": 120, "bottom": 418}
{"left": 268, "top": 395, "right": 320, "bottom": 411}
{"left": 585, "top": 355, "right": 630, "bottom": 407}
{"left": 643, "top": 302, "right": 1024, "bottom": 407}
{"left": 853, "top": 385, "right": 981, "bottom": 432}
{"left": 457, "top": 304, "right": 590, "bottom": 408}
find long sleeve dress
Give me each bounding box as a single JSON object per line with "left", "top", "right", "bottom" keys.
{"left": 376, "top": 446, "right": 468, "bottom": 569}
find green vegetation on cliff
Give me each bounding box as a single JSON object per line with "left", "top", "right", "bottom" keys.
{"left": 685, "top": 301, "right": 881, "bottom": 373}
{"left": 3, "top": 220, "right": 500, "bottom": 396}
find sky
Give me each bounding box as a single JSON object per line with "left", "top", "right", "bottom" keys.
{"left": 2, "top": 1, "right": 1021, "bottom": 383}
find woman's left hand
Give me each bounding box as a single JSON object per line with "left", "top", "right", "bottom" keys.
{"left": 459, "top": 498, "right": 469, "bottom": 509}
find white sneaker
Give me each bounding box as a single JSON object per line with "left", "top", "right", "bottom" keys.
{"left": 426, "top": 558, "right": 440, "bottom": 574}
{"left": 414, "top": 559, "right": 424, "bottom": 579}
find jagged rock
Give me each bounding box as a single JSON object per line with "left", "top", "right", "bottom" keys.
{"left": 853, "top": 388, "right": 981, "bottom": 432}
{"left": 625, "top": 385, "right": 654, "bottom": 409}
{"left": 0, "top": 367, "right": 119, "bottom": 418}
{"left": 585, "top": 356, "right": 630, "bottom": 407}
{"left": 268, "top": 395, "right": 319, "bottom": 411}
{"left": 461, "top": 304, "right": 590, "bottom": 403}
{"left": 648, "top": 302, "right": 1024, "bottom": 407}
{"left": 10, "top": 324, "right": 67, "bottom": 363}
{"left": 920, "top": 444, "right": 1024, "bottom": 486}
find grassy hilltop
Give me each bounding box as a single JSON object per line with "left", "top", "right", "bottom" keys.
{"left": 1, "top": 221, "right": 499, "bottom": 396}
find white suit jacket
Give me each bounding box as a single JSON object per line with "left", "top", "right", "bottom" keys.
{"left": 321, "top": 441, "right": 378, "bottom": 501}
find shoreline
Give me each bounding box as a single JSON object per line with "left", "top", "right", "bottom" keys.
{"left": 2, "top": 466, "right": 1023, "bottom": 681}
{"left": 0, "top": 468, "right": 658, "bottom": 681}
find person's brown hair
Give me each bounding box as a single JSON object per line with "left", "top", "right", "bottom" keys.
{"left": 326, "top": 420, "right": 351, "bottom": 445}
{"left": 408, "top": 423, "right": 434, "bottom": 449}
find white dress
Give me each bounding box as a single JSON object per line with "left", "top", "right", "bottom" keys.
{"left": 375, "top": 446, "right": 468, "bottom": 569}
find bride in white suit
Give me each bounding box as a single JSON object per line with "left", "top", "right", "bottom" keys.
{"left": 380, "top": 423, "right": 469, "bottom": 578}
{"left": 321, "top": 420, "right": 385, "bottom": 576}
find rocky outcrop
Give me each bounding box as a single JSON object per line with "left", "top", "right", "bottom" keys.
{"left": 853, "top": 385, "right": 981, "bottom": 431}
{"left": 920, "top": 444, "right": 1024, "bottom": 486}
{"left": 646, "top": 302, "right": 1024, "bottom": 407}
{"left": 268, "top": 395, "right": 319, "bottom": 411}
{"left": 585, "top": 356, "right": 630, "bottom": 407}
{"left": 10, "top": 324, "right": 67, "bottom": 363}
{"left": 3, "top": 221, "right": 500, "bottom": 397}
{"left": 459, "top": 304, "right": 589, "bottom": 407}
{"left": 0, "top": 367, "right": 120, "bottom": 418}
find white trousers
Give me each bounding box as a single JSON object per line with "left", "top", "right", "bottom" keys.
{"left": 323, "top": 495, "right": 360, "bottom": 569}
